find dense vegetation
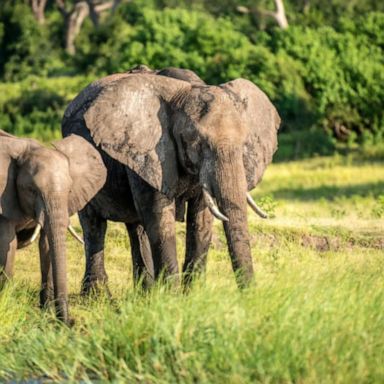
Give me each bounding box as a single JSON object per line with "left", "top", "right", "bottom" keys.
{"left": 1, "top": 0, "right": 383, "bottom": 153}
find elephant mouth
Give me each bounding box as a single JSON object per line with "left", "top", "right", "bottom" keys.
{"left": 16, "top": 220, "right": 84, "bottom": 249}
{"left": 16, "top": 220, "right": 37, "bottom": 249}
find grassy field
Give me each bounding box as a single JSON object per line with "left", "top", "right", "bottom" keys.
{"left": 1, "top": 154, "right": 383, "bottom": 383}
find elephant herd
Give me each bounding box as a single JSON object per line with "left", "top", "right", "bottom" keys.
{"left": 0, "top": 66, "right": 280, "bottom": 324}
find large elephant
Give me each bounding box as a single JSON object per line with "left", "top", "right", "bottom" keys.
{"left": 62, "top": 68, "right": 280, "bottom": 291}
{"left": 0, "top": 130, "right": 106, "bottom": 323}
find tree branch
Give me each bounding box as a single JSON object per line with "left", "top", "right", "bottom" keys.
{"left": 94, "top": 1, "right": 114, "bottom": 12}
{"left": 273, "top": 0, "right": 289, "bottom": 29}
{"left": 237, "top": 0, "right": 288, "bottom": 29}
{"left": 56, "top": 0, "right": 128, "bottom": 54}
{"left": 30, "top": 0, "right": 48, "bottom": 24}
{"left": 55, "top": 0, "right": 68, "bottom": 17}
{"left": 65, "top": 1, "right": 90, "bottom": 55}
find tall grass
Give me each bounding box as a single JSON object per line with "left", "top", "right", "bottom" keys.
{"left": 1, "top": 246, "right": 383, "bottom": 382}
{"left": 0, "top": 155, "right": 383, "bottom": 382}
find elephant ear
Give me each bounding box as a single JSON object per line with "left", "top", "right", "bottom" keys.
{"left": 52, "top": 135, "right": 107, "bottom": 215}
{"left": 0, "top": 129, "right": 16, "bottom": 138}
{"left": 0, "top": 136, "right": 37, "bottom": 220}
{"left": 156, "top": 67, "right": 205, "bottom": 85}
{"left": 83, "top": 74, "right": 184, "bottom": 198}
{"left": 221, "top": 79, "right": 280, "bottom": 190}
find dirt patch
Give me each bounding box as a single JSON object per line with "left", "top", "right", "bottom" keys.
{"left": 211, "top": 226, "right": 383, "bottom": 252}
{"left": 250, "top": 232, "right": 384, "bottom": 252}
{"left": 300, "top": 234, "right": 341, "bottom": 252}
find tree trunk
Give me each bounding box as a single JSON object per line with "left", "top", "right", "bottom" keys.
{"left": 237, "top": 0, "right": 289, "bottom": 30}
{"left": 65, "top": 1, "right": 90, "bottom": 55}
{"left": 273, "top": 0, "right": 289, "bottom": 29}
{"left": 30, "top": 0, "right": 48, "bottom": 24}
{"left": 56, "top": 0, "right": 122, "bottom": 55}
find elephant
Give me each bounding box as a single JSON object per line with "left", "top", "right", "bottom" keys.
{"left": 0, "top": 130, "right": 106, "bottom": 323}
{"left": 62, "top": 67, "right": 280, "bottom": 292}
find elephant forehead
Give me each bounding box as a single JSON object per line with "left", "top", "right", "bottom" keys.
{"left": 185, "top": 86, "right": 245, "bottom": 121}
{"left": 201, "top": 115, "right": 247, "bottom": 147}
{"left": 28, "top": 146, "right": 66, "bottom": 165}
{"left": 198, "top": 100, "right": 247, "bottom": 145}
{"left": 21, "top": 148, "right": 70, "bottom": 183}
{"left": 84, "top": 85, "right": 163, "bottom": 155}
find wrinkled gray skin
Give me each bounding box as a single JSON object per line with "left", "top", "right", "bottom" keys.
{"left": 62, "top": 67, "right": 280, "bottom": 291}
{"left": 0, "top": 130, "right": 106, "bottom": 324}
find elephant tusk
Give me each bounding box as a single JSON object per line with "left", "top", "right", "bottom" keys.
{"left": 24, "top": 224, "right": 42, "bottom": 246}
{"left": 68, "top": 225, "right": 85, "bottom": 245}
{"left": 246, "top": 193, "right": 268, "bottom": 218}
{"left": 202, "top": 188, "right": 229, "bottom": 222}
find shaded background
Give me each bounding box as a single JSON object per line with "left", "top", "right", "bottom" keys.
{"left": 0, "top": 0, "right": 383, "bottom": 158}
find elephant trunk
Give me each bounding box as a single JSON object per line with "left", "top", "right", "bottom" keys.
{"left": 41, "top": 193, "right": 70, "bottom": 324}
{"left": 212, "top": 146, "right": 254, "bottom": 288}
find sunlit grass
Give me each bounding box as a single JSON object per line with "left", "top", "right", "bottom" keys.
{"left": 1, "top": 155, "right": 383, "bottom": 382}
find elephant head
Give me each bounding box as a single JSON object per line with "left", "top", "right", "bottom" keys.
{"left": 78, "top": 73, "right": 280, "bottom": 287}
{"left": 0, "top": 131, "right": 106, "bottom": 322}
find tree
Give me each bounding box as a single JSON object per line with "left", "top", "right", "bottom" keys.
{"left": 237, "top": 0, "right": 289, "bottom": 29}
{"left": 30, "top": 0, "right": 48, "bottom": 24}
{"left": 55, "top": 0, "right": 123, "bottom": 55}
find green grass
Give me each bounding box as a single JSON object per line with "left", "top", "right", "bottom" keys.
{"left": 1, "top": 154, "right": 383, "bottom": 383}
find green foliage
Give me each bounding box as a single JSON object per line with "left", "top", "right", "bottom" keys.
{"left": 372, "top": 195, "right": 384, "bottom": 218}
{"left": 71, "top": 5, "right": 384, "bottom": 144}
{"left": 0, "top": 1, "right": 62, "bottom": 81}
{"left": 274, "top": 130, "right": 336, "bottom": 161}
{"left": 0, "top": 0, "right": 383, "bottom": 148}
{"left": 0, "top": 76, "right": 95, "bottom": 141}
{"left": 272, "top": 21, "right": 384, "bottom": 142}
{"left": 255, "top": 194, "right": 278, "bottom": 218}
{"left": 290, "top": 0, "right": 384, "bottom": 27}
{"left": 75, "top": 6, "right": 256, "bottom": 85}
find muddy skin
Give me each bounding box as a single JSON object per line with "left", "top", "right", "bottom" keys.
{"left": 62, "top": 67, "right": 280, "bottom": 292}
{"left": 0, "top": 131, "right": 106, "bottom": 323}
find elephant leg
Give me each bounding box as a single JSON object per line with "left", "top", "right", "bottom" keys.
{"left": 78, "top": 205, "right": 109, "bottom": 295}
{"left": 38, "top": 230, "right": 53, "bottom": 308}
{"left": 182, "top": 192, "right": 213, "bottom": 287}
{"left": 0, "top": 217, "right": 17, "bottom": 288}
{"left": 126, "top": 223, "right": 155, "bottom": 290}
{"left": 127, "top": 170, "right": 179, "bottom": 283}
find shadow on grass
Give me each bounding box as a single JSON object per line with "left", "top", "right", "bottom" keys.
{"left": 272, "top": 181, "right": 384, "bottom": 201}
{"left": 275, "top": 131, "right": 384, "bottom": 163}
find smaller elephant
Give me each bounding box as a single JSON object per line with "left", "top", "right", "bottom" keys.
{"left": 0, "top": 130, "right": 106, "bottom": 324}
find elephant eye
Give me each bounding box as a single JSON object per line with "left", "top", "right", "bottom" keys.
{"left": 27, "top": 186, "right": 37, "bottom": 196}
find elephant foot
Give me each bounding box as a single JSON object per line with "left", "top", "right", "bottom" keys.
{"left": 134, "top": 271, "right": 155, "bottom": 292}
{"left": 157, "top": 272, "right": 181, "bottom": 292}
{"left": 65, "top": 317, "right": 75, "bottom": 327}
{"left": 53, "top": 300, "right": 75, "bottom": 327}
{"left": 182, "top": 270, "right": 206, "bottom": 293}
{"left": 39, "top": 286, "right": 54, "bottom": 308}
{"left": 0, "top": 271, "right": 12, "bottom": 290}
{"left": 0, "top": 276, "right": 7, "bottom": 290}
{"left": 182, "top": 272, "right": 196, "bottom": 291}
{"left": 81, "top": 275, "right": 111, "bottom": 298}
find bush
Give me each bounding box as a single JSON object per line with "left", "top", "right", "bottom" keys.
{"left": 73, "top": 5, "right": 384, "bottom": 144}
{"left": 0, "top": 2, "right": 62, "bottom": 81}
{"left": 271, "top": 20, "right": 384, "bottom": 142}
{"left": 0, "top": 76, "right": 95, "bottom": 141}
{"left": 75, "top": 6, "right": 257, "bottom": 84}
{"left": 0, "top": 1, "right": 383, "bottom": 149}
